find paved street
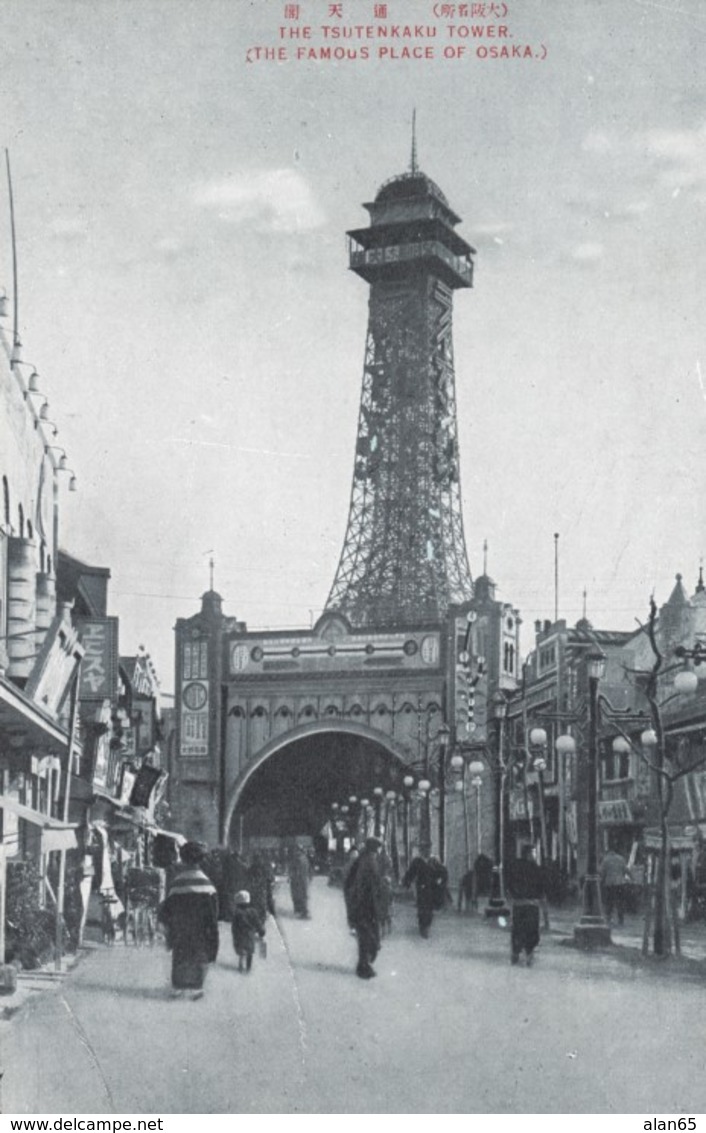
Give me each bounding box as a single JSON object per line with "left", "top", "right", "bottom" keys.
{"left": 2, "top": 877, "right": 706, "bottom": 1115}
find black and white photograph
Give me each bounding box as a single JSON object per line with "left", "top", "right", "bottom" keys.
{"left": 0, "top": 0, "right": 705, "bottom": 1117}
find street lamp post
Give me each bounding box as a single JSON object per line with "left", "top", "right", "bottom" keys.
{"left": 528, "top": 727, "right": 549, "bottom": 863}
{"left": 485, "top": 691, "right": 511, "bottom": 919}
{"left": 373, "top": 786, "right": 384, "bottom": 838}
{"left": 555, "top": 733, "right": 577, "bottom": 873}
{"left": 436, "top": 723, "right": 451, "bottom": 863}
{"left": 574, "top": 649, "right": 612, "bottom": 948}
{"left": 402, "top": 775, "right": 414, "bottom": 870}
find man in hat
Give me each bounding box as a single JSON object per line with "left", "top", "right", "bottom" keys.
{"left": 158, "top": 841, "right": 219, "bottom": 999}
{"left": 344, "top": 837, "right": 385, "bottom": 979}
{"left": 403, "top": 847, "right": 448, "bottom": 938}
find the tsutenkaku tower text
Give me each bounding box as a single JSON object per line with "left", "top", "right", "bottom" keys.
{"left": 325, "top": 164, "right": 476, "bottom": 628}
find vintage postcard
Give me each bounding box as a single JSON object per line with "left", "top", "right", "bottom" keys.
{"left": 0, "top": 0, "right": 705, "bottom": 1119}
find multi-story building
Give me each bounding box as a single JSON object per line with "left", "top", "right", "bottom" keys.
{"left": 0, "top": 314, "right": 83, "bottom": 925}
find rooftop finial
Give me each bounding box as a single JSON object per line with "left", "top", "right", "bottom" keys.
{"left": 583, "top": 587, "right": 588, "bottom": 619}
{"left": 483, "top": 538, "right": 488, "bottom": 575}
{"left": 698, "top": 558, "right": 705, "bottom": 593}
{"left": 410, "top": 109, "right": 418, "bottom": 173}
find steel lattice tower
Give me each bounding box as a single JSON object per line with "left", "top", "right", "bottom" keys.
{"left": 325, "top": 160, "right": 476, "bottom": 628}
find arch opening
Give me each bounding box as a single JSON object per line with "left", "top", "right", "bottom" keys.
{"left": 226, "top": 729, "right": 410, "bottom": 851}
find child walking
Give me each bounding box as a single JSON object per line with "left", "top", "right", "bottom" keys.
{"left": 231, "top": 890, "right": 266, "bottom": 973}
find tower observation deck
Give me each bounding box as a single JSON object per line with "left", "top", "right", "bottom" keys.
{"left": 325, "top": 167, "right": 476, "bottom": 628}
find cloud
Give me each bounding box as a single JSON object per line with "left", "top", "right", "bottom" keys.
{"left": 644, "top": 125, "right": 706, "bottom": 189}
{"left": 571, "top": 242, "right": 605, "bottom": 263}
{"left": 581, "top": 123, "right": 706, "bottom": 195}
{"left": 194, "top": 169, "right": 326, "bottom": 234}
{"left": 49, "top": 216, "right": 88, "bottom": 242}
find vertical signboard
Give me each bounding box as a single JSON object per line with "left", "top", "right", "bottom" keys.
{"left": 180, "top": 638, "right": 209, "bottom": 757}
{"left": 76, "top": 617, "right": 119, "bottom": 702}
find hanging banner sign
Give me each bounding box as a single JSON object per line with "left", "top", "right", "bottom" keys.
{"left": 129, "top": 765, "right": 167, "bottom": 811}
{"left": 76, "top": 618, "right": 119, "bottom": 701}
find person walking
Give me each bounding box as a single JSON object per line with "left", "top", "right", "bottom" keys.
{"left": 600, "top": 846, "right": 630, "bottom": 926}
{"left": 158, "top": 841, "right": 220, "bottom": 999}
{"left": 403, "top": 848, "right": 448, "bottom": 938}
{"left": 231, "top": 890, "right": 266, "bottom": 973}
{"left": 249, "top": 852, "right": 276, "bottom": 920}
{"left": 506, "top": 844, "right": 546, "bottom": 966}
{"left": 289, "top": 844, "right": 311, "bottom": 918}
{"left": 344, "top": 837, "right": 385, "bottom": 979}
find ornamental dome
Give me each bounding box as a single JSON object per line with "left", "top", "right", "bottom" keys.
{"left": 374, "top": 170, "right": 449, "bottom": 208}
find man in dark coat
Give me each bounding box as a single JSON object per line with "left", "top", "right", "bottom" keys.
{"left": 289, "top": 845, "right": 311, "bottom": 918}
{"left": 345, "top": 837, "right": 385, "bottom": 979}
{"left": 249, "top": 852, "right": 276, "bottom": 920}
{"left": 506, "top": 844, "right": 546, "bottom": 966}
{"left": 403, "top": 849, "right": 448, "bottom": 938}
{"left": 158, "top": 841, "right": 219, "bottom": 999}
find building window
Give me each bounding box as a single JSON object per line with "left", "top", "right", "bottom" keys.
{"left": 183, "top": 640, "right": 208, "bottom": 680}
{"left": 503, "top": 642, "right": 515, "bottom": 674}
{"left": 602, "top": 745, "right": 631, "bottom": 781}
{"left": 539, "top": 643, "right": 556, "bottom": 673}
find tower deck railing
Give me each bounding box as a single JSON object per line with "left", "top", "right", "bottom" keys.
{"left": 349, "top": 238, "right": 473, "bottom": 286}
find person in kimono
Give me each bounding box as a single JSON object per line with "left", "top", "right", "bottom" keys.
{"left": 158, "top": 841, "right": 219, "bottom": 999}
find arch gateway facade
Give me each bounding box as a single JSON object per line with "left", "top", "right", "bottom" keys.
{"left": 171, "top": 578, "right": 519, "bottom": 884}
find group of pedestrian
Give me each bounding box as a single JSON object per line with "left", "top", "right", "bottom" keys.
{"left": 158, "top": 837, "right": 635, "bottom": 994}
{"left": 158, "top": 841, "right": 270, "bottom": 998}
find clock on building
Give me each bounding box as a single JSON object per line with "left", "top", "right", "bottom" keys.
{"left": 182, "top": 681, "right": 208, "bottom": 711}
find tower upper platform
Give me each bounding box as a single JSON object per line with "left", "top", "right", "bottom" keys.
{"left": 347, "top": 169, "right": 475, "bottom": 289}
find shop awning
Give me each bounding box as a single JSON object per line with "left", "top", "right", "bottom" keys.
{"left": 0, "top": 792, "right": 78, "bottom": 852}
{"left": 0, "top": 675, "right": 81, "bottom": 759}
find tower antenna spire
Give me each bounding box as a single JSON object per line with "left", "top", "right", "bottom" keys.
{"left": 410, "top": 109, "right": 418, "bottom": 173}
{"left": 203, "top": 548, "right": 215, "bottom": 591}
{"left": 5, "top": 149, "right": 19, "bottom": 353}
{"left": 554, "top": 532, "right": 560, "bottom": 624}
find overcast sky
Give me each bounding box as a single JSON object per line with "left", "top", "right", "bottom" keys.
{"left": 2, "top": 0, "right": 706, "bottom": 692}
